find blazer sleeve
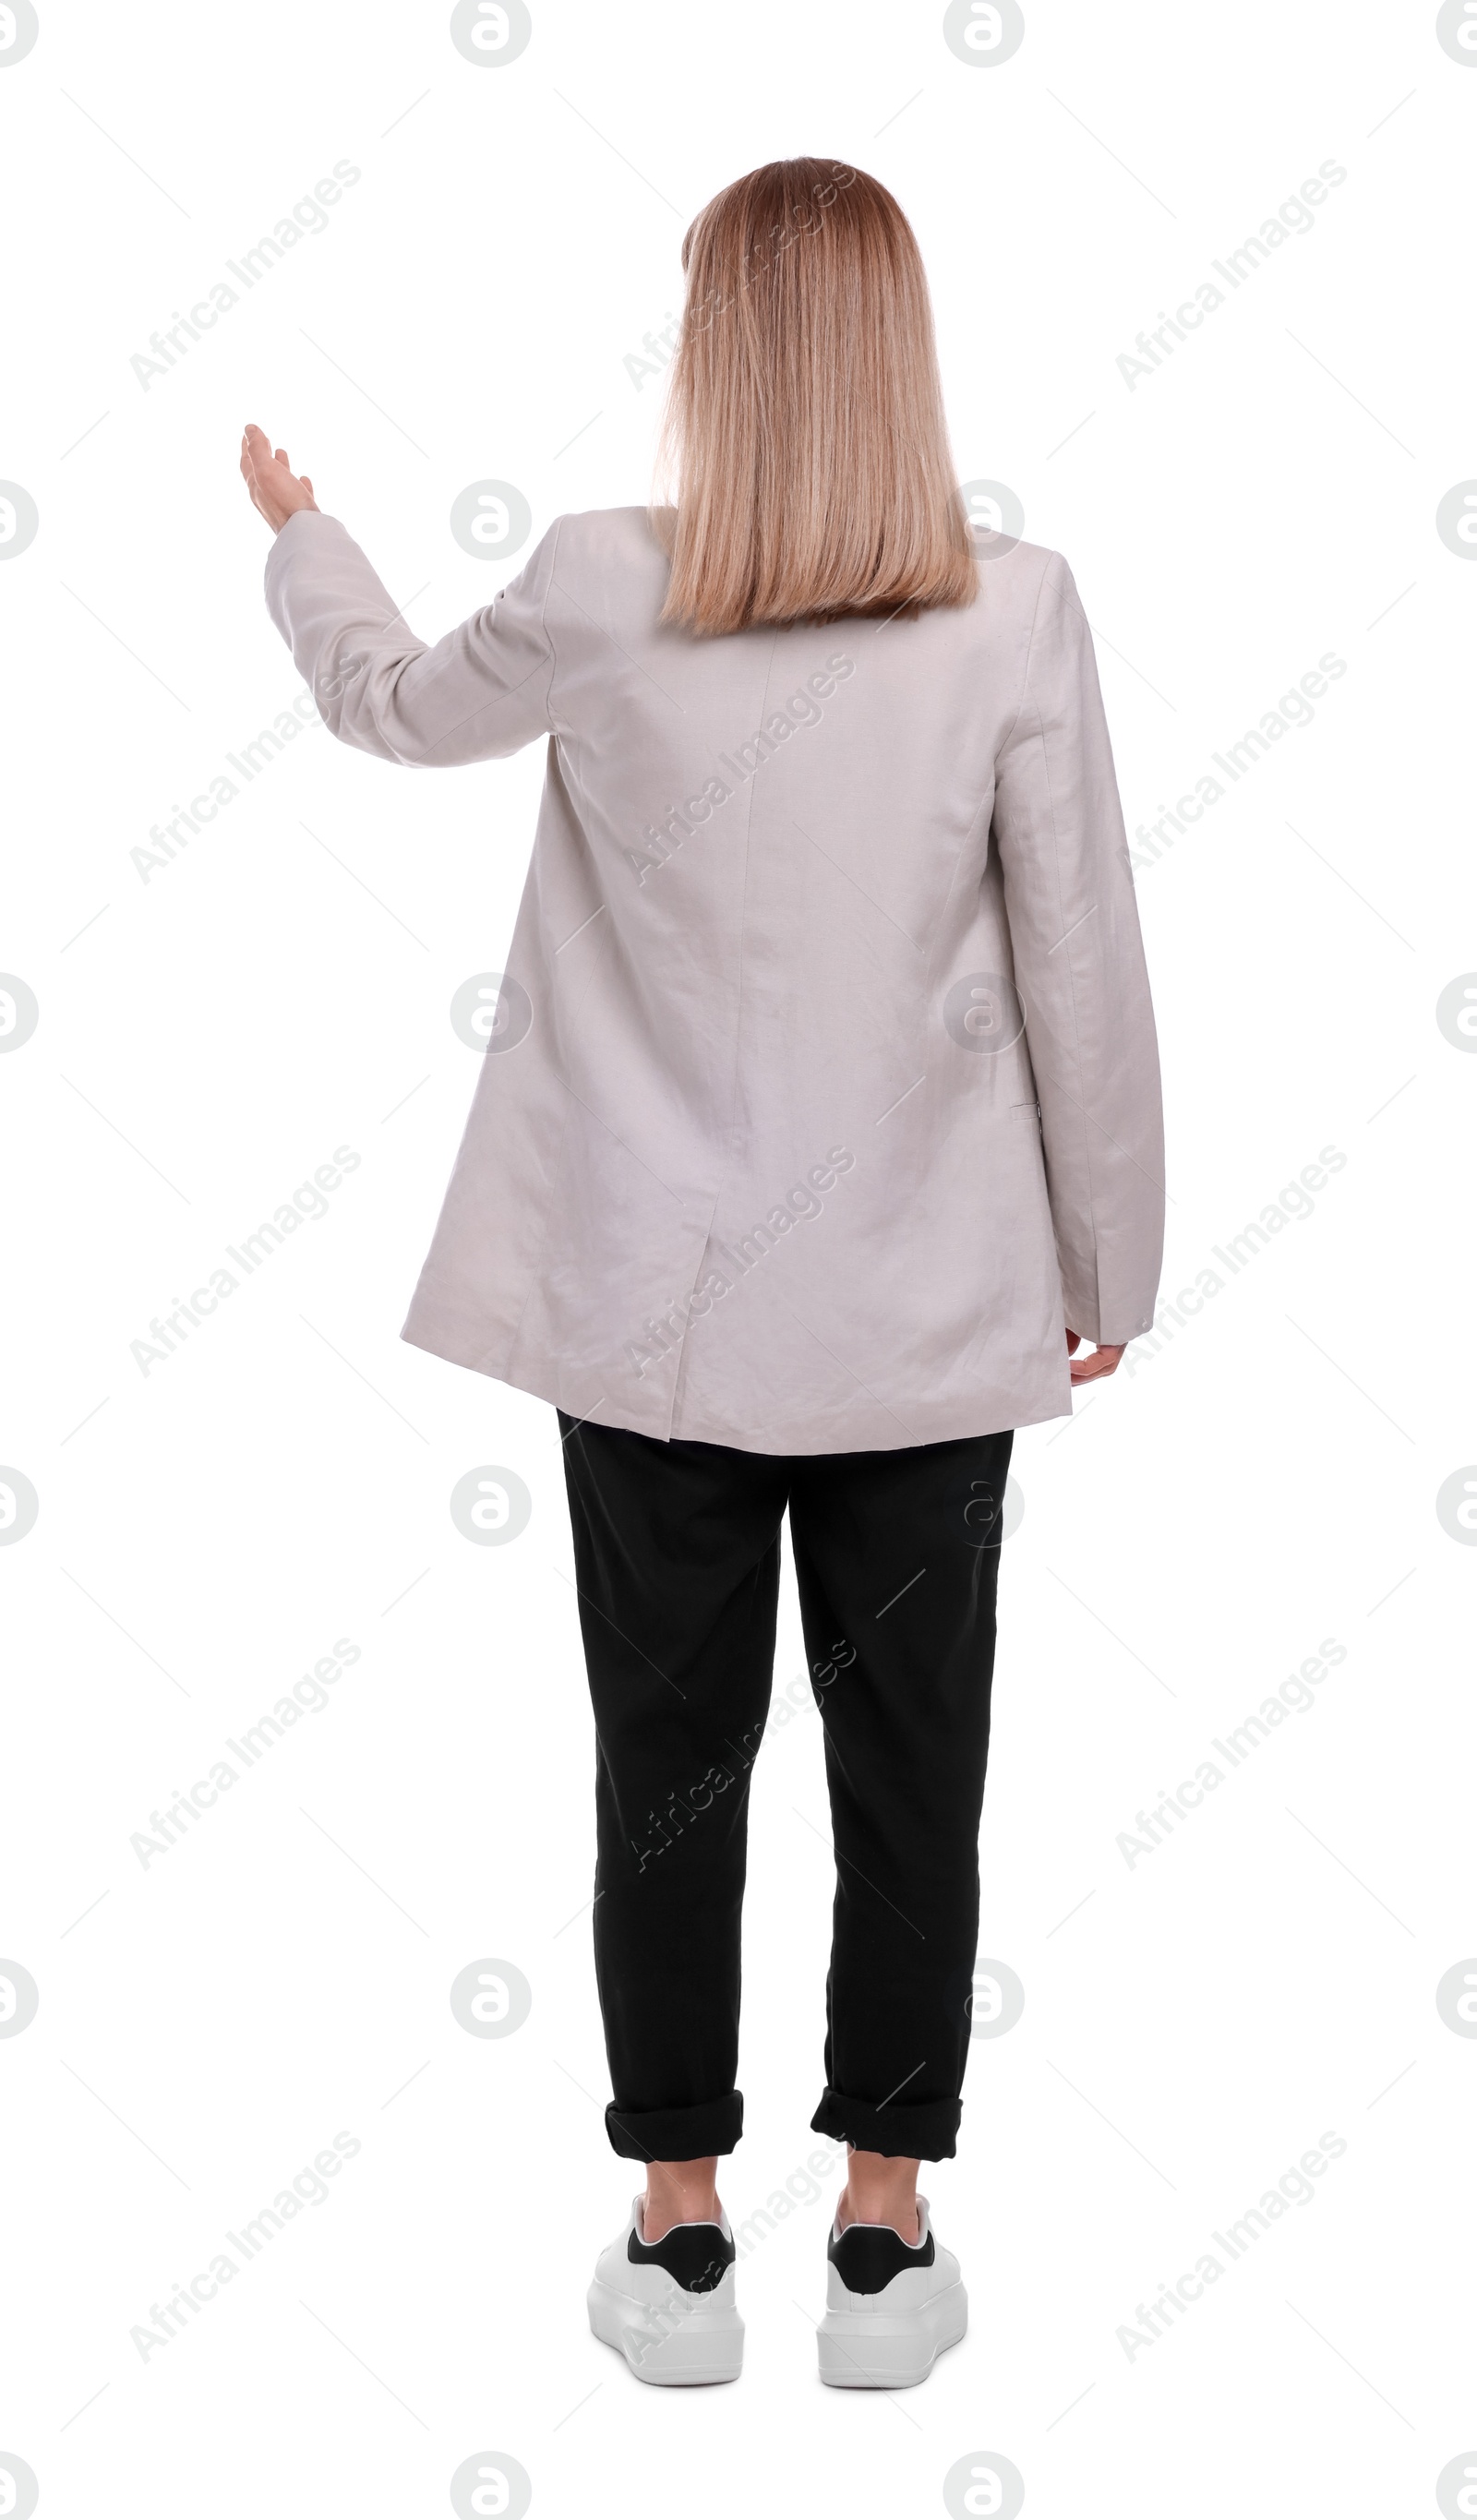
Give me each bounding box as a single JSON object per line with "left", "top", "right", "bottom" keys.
{"left": 991, "top": 551, "right": 1165, "bottom": 1346}
{"left": 262, "top": 509, "right": 559, "bottom": 766}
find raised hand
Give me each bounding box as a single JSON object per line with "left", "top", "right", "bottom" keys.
{"left": 239, "top": 423, "right": 319, "bottom": 533}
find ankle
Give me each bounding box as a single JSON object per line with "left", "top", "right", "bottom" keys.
{"left": 642, "top": 2157, "right": 721, "bottom": 2243}
{"left": 835, "top": 2145, "right": 921, "bottom": 2242}
{"left": 836, "top": 2190, "right": 920, "bottom": 2243}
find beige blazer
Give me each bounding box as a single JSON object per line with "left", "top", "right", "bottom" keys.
{"left": 265, "top": 507, "right": 1163, "bottom": 1454}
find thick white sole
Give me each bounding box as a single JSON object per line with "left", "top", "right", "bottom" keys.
{"left": 587, "top": 2275, "right": 745, "bottom": 2386}
{"left": 817, "top": 2279, "right": 967, "bottom": 2388}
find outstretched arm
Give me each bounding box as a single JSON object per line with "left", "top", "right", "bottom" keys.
{"left": 241, "top": 424, "right": 559, "bottom": 768}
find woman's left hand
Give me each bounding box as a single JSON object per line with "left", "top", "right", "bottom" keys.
{"left": 1066, "top": 1328, "right": 1125, "bottom": 1384}
{"left": 240, "top": 423, "right": 319, "bottom": 532}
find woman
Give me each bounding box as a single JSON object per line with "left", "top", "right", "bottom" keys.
{"left": 242, "top": 154, "right": 1163, "bottom": 2391}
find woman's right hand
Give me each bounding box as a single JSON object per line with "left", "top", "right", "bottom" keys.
{"left": 240, "top": 423, "right": 319, "bottom": 533}
{"left": 1066, "top": 1329, "right": 1125, "bottom": 1384}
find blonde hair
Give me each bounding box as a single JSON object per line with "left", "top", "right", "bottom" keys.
{"left": 654, "top": 157, "right": 977, "bottom": 637}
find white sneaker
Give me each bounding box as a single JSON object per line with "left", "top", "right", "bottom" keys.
{"left": 588, "top": 2196, "right": 744, "bottom": 2385}
{"left": 817, "top": 2198, "right": 967, "bottom": 2388}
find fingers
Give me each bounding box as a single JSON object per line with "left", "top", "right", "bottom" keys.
{"left": 239, "top": 427, "right": 282, "bottom": 530}
{"left": 1067, "top": 1345, "right": 1124, "bottom": 1385}
{"left": 240, "top": 425, "right": 318, "bottom": 529}
{"left": 241, "top": 425, "right": 289, "bottom": 474}
{"left": 238, "top": 441, "right": 264, "bottom": 514}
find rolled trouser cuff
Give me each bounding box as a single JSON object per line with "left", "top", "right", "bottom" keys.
{"left": 605, "top": 2091, "right": 744, "bottom": 2161}
{"left": 810, "top": 2085, "right": 961, "bottom": 2161}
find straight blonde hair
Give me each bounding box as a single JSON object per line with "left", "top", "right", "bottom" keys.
{"left": 654, "top": 157, "right": 977, "bottom": 637}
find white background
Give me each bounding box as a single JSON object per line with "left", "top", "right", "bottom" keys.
{"left": 2, "top": 1, "right": 1474, "bottom": 2513}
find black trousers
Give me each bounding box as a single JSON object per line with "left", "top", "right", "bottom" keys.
{"left": 558, "top": 1411, "right": 1014, "bottom": 2164}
